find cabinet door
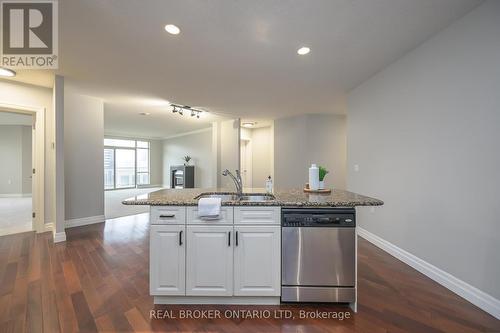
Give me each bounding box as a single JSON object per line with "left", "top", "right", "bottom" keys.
{"left": 186, "top": 226, "right": 233, "bottom": 296}
{"left": 150, "top": 225, "right": 185, "bottom": 295}
{"left": 233, "top": 226, "right": 281, "bottom": 296}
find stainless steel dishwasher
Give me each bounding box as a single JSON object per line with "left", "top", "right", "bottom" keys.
{"left": 281, "top": 208, "right": 356, "bottom": 303}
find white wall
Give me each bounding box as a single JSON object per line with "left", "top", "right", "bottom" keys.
{"left": 21, "top": 126, "right": 32, "bottom": 194}
{"left": 347, "top": 0, "right": 500, "bottom": 301}
{"left": 274, "top": 114, "right": 346, "bottom": 189}
{"left": 0, "top": 80, "right": 54, "bottom": 223}
{"left": 64, "top": 88, "right": 104, "bottom": 220}
{"left": 162, "top": 129, "right": 214, "bottom": 188}
{"left": 0, "top": 125, "right": 31, "bottom": 195}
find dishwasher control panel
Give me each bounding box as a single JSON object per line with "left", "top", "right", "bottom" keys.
{"left": 282, "top": 208, "right": 355, "bottom": 227}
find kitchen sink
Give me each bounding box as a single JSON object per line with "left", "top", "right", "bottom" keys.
{"left": 195, "top": 193, "right": 276, "bottom": 202}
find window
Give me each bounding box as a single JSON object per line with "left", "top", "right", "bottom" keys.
{"left": 103, "top": 138, "right": 151, "bottom": 190}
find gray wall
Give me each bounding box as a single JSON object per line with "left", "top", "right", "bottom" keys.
{"left": 347, "top": 0, "right": 500, "bottom": 299}
{"left": 64, "top": 89, "right": 105, "bottom": 220}
{"left": 21, "top": 126, "right": 32, "bottom": 194}
{"left": 149, "top": 139, "right": 163, "bottom": 186}
{"left": 274, "top": 114, "right": 346, "bottom": 189}
{"left": 162, "top": 129, "right": 215, "bottom": 188}
{"left": 0, "top": 125, "right": 31, "bottom": 196}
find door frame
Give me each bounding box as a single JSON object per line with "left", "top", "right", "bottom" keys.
{"left": 0, "top": 103, "right": 45, "bottom": 233}
{"left": 240, "top": 138, "right": 252, "bottom": 187}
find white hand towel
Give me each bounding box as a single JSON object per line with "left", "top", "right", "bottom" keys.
{"left": 198, "top": 197, "right": 222, "bottom": 218}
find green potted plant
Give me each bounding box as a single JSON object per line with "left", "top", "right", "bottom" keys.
{"left": 183, "top": 155, "right": 191, "bottom": 166}
{"left": 319, "top": 166, "right": 329, "bottom": 189}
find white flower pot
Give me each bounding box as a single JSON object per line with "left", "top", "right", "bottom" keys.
{"left": 319, "top": 180, "right": 325, "bottom": 189}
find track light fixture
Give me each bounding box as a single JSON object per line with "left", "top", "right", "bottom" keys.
{"left": 170, "top": 103, "right": 204, "bottom": 119}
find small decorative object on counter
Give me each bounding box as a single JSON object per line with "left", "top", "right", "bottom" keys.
{"left": 319, "top": 166, "right": 329, "bottom": 189}
{"left": 308, "top": 164, "right": 320, "bottom": 190}
{"left": 265, "top": 175, "right": 273, "bottom": 193}
{"left": 304, "top": 183, "right": 332, "bottom": 194}
{"left": 183, "top": 155, "right": 191, "bottom": 166}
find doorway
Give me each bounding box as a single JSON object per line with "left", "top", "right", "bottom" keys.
{"left": 0, "top": 105, "right": 44, "bottom": 236}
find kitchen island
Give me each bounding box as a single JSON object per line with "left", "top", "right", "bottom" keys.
{"left": 123, "top": 188, "right": 383, "bottom": 311}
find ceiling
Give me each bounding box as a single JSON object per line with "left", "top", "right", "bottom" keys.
{"left": 5, "top": 0, "right": 483, "bottom": 136}
{"left": 103, "top": 102, "right": 224, "bottom": 139}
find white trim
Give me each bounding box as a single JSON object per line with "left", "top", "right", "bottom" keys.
{"left": 43, "top": 222, "right": 53, "bottom": 232}
{"left": 0, "top": 103, "right": 45, "bottom": 234}
{"left": 53, "top": 231, "right": 66, "bottom": 243}
{"left": 358, "top": 227, "right": 500, "bottom": 320}
{"left": 162, "top": 127, "right": 212, "bottom": 140}
{"left": 65, "top": 215, "right": 105, "bottom": 228}
{"left": 0, "top": 194, "right": 24, "bottom": 198}
{"left": 154, "top": 296, "right": 280, "bottom": 305}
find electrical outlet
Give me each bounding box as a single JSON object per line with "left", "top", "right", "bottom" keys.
{"left": 370, "top": 207, "right": 375, "bottom": 213}
{"left": 354, "top": 164, "right": 360, "bottom": 172}
{"left": 7, "top": 179, "right": 12, "bottom": 185}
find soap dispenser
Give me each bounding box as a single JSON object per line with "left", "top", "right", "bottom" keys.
{"left": 309, "top": 164, "right": 319, "bottom": 190}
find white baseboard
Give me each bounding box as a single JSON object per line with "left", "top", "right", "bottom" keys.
{"left": 65, "top": 215, "right": 105, "bottom": 228}
{"left": 53, "top": 231, "right": 66, "bottom": 243}
{"left": 0, "top": 193, "right": 23, "bottom": 198}
{"left": 358, "top": 227, "right": 500, "bottom": 320}
{"left": 137, "top": 184, "right": 163, "bottom": 189}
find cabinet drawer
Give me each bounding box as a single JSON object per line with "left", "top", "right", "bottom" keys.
{"left": 150, "top": 206, "right": 186, "bottom": 225}
{"left": 186, "top": 207, "right": 234, "bottom": 225}
{"left": 234, "top": 207, "right": 280, "bottom": 225}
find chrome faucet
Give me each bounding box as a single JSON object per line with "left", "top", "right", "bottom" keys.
{"left": 222, "top": 169, "right": 243, "bottom": 197}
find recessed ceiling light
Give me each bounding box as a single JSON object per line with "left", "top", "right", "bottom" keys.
{"left": 242, "top": 122, "right": 256, "bottom": 128}
{"left": 139, "top": 112, "right": 151, "bottom": 116}
{"left": 164, "top": 24, "right": 180, "bottom": 35}
{"left": 297, "top": 47, "right": 310, "bottom": 55}
{"left": 0, "top": 67, "right": 16, "bottom": 77}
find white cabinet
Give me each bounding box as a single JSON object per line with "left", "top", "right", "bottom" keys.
{"left": 150, "top": 225, "right": 185, "bottom": 295}
{"left": 233, "top": 226, "right": 281, "bottom": 296}
{"left": 150, "top": 205, "right": 282, "bottom": 301}
{"left": 186, "top": 226, "right": 234, "bottom": 296}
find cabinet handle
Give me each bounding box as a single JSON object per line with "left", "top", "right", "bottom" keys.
{"left": 228, "top": 231, "right": 231, "bottom": 247}
{"left": 235, "top": 231, "right": 239, "bottom": 246}
{"left": 159, "top": 214, "right": 175, "bottom": 218}
{"left": 179, "top": 230, "right": 183, "bottom": 246}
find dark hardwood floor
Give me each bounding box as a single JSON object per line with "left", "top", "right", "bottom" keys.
{"left": 0, "top": 213, "right": 499, "bottom": 332}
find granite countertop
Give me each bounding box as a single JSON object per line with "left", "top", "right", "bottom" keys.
{"left": 122, "top": 187, "right": 383, "bottom": 207}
